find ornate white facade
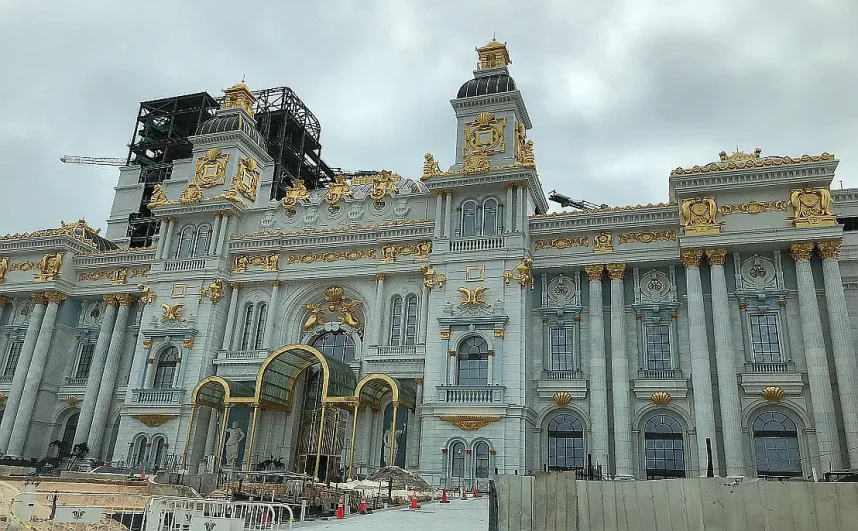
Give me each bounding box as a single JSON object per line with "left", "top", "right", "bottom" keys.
{"left": 2, "top": 39, "right": 858, "bottom": 484}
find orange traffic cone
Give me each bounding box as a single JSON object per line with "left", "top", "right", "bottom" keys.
{"left": 140, "top": 468, "right": 146, "bottom": 480}
{"left": 440, "top": 489, "right": 449, "bottom": 504}
{"left": 359, "top": 495, "right": 367, "bottom": 515}
{"left": 472, "top": 484, "right": 479, "bottom": 498}
{"left": 410, "top": 492, "right": 420, "bottom": 510}
{"left": 461, "top": 487, "right": 467, "bottom": 500}
{"left": 335, "top": 497, "right": 344, "bottom": 519}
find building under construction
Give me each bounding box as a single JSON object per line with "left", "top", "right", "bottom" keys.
{"left": 125, "top": 85, "right": 336, "bottom": 247}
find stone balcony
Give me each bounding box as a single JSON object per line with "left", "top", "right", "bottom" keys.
{"left": 437, "top": 384, "right": 505, "bottom": 404}
{"left": 162, "top": 258, "right": 206, "bottom": 273}
{"left": 362, "top": 344, "right": 425, "bottom": 378}
{"left": 131, "top": 388, "right": 185, "bottom": 405}
{"left": 65, "top": 376, "right": 89, "bottom": 387}
{"left": 536, "top": 370, "right": 588, "bottom": 400}
{"left": 0, "top": 375, "right": 13, "bottom": 384}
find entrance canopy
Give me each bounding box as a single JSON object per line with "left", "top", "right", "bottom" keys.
{"left": 190, "top": 376, "right": 256, "bottom": 410}
{"left": 256, "top": 344, "right": 358, "bottom": 411}
{"left": 354, "top": 373, "right": 417, "bottom": 410}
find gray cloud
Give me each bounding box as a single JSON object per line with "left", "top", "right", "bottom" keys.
{"left": 1, "top": 0, "right": 856, "bottom": 233}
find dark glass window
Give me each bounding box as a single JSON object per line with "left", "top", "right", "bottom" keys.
{"left": 404, "top": 295, "right": 418, "bottom": 345}
{"left": 75, "top": 343, "right": 96, "bottom": 380}
{"left": 750, "top": 314, "right": 781, "bottom": 363}
{"left": 550, "top": 328, "right": 574, "bottom": 371}
{"left": 838, "top": 217, "right": 858, "bottom": 232}
{"left": 474, "top": 441, "right": 490, "bottom": 478}
{"left": 60, "top": 412, "right": 79, "bottom": 451}
{"left": 3, "top": 341, "right": 24, "bottom": 377}
{"left": 153, "top": 346, "right": 178, "bottom": 389}
{"left": 644, "top": 414, "right": 685, "bottom": 479}
{"left": 176, "top": 226, "right": 195, "bottom": 259}
{"left": 451, "top": 441, "right": 465, "bottom": 477}
{"left": 462, "top": 201, "right": 477, "bottom": 237}
{"left": 193, "top": 223, "right": 212, "bottom": 257}
{"left": 135, "top": 437, "right": 148, "bottom": 466}
{"left": 457, "top": 337, "right": 489, "bottom": 386}
{"left": 753, "top": 411, "right": 801, "bottom": 477}
{"left": 254, "top": 303, "right": 267, "bottom": 350}
{"left": 547, "top": 414, "right": 584, "bottom": 470}
{"left": 483, "top": 199, "right": 498, "bottom": 236}
{"left": 645, "top": 325, "right": 671, "bottom": 370}
{"left": 239, "top": 304, "right": 254, "bottom": 350}
{"left": 390, "top": 296, "right": 403, "bottom": 345}
{"left": 313, "top": 332, "right": 356, "bottom": 363}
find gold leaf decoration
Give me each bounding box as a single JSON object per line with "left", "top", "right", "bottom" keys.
{"left": 440, "top": 414, "right": 502, "bottom": 431}
{"left": 132, "top": 414, "right": 178, "bottom": 428}
{"left": 651, "top": 391, "right": 672, "bottom": 406}
{"left": 553, "top": 391, "right": 572, "bottom": 408}
{"left": 761, "top": 386, "right": 784, "bottom": 402}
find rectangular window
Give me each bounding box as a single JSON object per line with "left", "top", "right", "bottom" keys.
{"left": 750, "top": 314, "right": 782, "bottom": 363}
{"left": 75, "top": 343, "right": 96, "bottom": 380}
{"left": 404, "top": 296, "right": 418, "bottom": 345}
{"left": 645, "top": 325, "right": 671, "bottom": 371}
{"left": 550, "top": 328, "right": 574, "bottom": 372}
{"left": 3, "top": 341, "right": 24, "bottom": 377}
{"left": 390, "top": 297, "right": 403, "bottom": 345}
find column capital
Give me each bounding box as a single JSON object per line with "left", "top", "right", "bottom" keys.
{"left": 817, "top": 239, "right": 841, "bottom": 260}
{"left": 376, "top": 273, "right": 387, "bottom": 281}
{"left": 606, "top": 263, "right": 626, "bottom": 280}
{"left": 789, "top": 242, "right": 814, "bottom": 262}
{"left": 114, "top": 293, "right": 136, "bottom": 306}
{"left": 705, "top": 248, "right": 728, "bottom": 266}
{"left": 0, "top": 295, "right": 9, "bottom": 308}
{"left": 32, "top": 292, "right": 47, "bottom": 305}
{"left": 415, "top": 377, "right": 424, "bottom": 385}
{"left": 270, "top": 280, "right": 284, "bottom": 287}
{"left": 103, "top": 294, "right": 118, "bottom": 306}
{"left": 43, "top": 290, "right": 67, "bottom": 305}
{"left": 229, "top": 281, "right": 242, "bottom": 290}
{"left": 584, "top": 264, "right": 605, "bottom": 281}
{"left": 680, "top": 249, "right": 704, "bottom": 267}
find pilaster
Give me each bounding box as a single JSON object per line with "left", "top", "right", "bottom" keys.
{"left": 584, "top": 264, "right": 609, "bottom": 467}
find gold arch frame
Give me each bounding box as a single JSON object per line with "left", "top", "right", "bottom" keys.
{"left": 187, "top": 346, "right": 416, "bottom": 481}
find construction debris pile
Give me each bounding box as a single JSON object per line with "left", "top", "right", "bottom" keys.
{"left": 367, "top": 466, "right": 434, "bottom": 492}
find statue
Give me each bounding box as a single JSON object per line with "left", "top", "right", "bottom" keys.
{"left": 179, "top": 183, "right": 203, "bottom": 205}
{"left": 207, "top": 279, "right": 224, "bottom": 303}
{"left": 382, "top": 425, "right": 403, "bottom": 466}
{"left": 0, "top": 256, "right": 8, "bottom": 284}
{"left": 233, "top": 255, "right": 249, "bottom": 272}
{"left": 223, "top": 421, "right": 246, "bottom": 469}
{"left": 265, "top": 253, "right": 280, "bottom": 271}
{"left": 325, "top": 175, "right": 352, "bottom": 207}
{"left": 281, "top": 178, "right": 309, "bottom": 209}
{"left": 421, "top": 153, "right": 441, "bottom": 180}
{"left": 148, "top": 184, "right": 170, "bottom": 207}
{"left": 161, "top": 303, "right": 184, "bottom": 320}
{"left": 337, "top": 299, "right": 362, "bottom": 327}
{"left": 113, "top": 268, "right": 128, "bottom": 285}
{"left": 519, "top": 140, "right": 535, "bottom": 168}
{"left": 303, "top": 303, "right": 325, "bottom": 330}
{"left": 36, "top": 252, "right": 63, "bottom": 281}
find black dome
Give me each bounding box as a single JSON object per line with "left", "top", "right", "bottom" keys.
{"left": 197, "top": 111, "right": 265, "bottom": 147}
{"left": 457, "top": 73, "right": 516, "bottom": 98}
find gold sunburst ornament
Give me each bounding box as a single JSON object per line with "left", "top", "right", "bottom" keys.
{"left": 761, "top": 386, "right": 784, "bottom": 402}
{"left": 553, "top": 392, "right": 572, "bottom": 408}
{"left": 651, "top": 391, "right": 672, "bottom": 406}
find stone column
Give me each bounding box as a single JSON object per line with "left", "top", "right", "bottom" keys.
{"left": 407, "top": 378, "right": 424, "bottom": 468}
{"left": 210, "top": 213, "right": 223, "bottom": 255}
{"left": 373, "top": 274, "right": 386, "bottom": 346}
{"left": 161, "top": 217, "right": 176, "bottom": 259}
{"left": 204, "top": 410, "right": 219, "bottom": 457}
{"left": 519, "top": 184, "right": 528, "bottom": 233}
{"left": 263, "top": 280, "right": 282, "bottom": 350}
{"left": 584, "top": 264, "right": 609, "bottom": 468}
{"left": 516, "top": 185, "right": 525, "bottom": 232}
{"left": 222, "top": 282, "right": 241, "bottom": 350}
{"left": 6, "top": 291, "right": 65, "bottom": 458}
{"left": 817, "top": 240, "right": 858, "bottom": 466}
{"left": 156, "top": 219, "right": 169, "bottom": 259}
{"left": 216, "top": 213, "right": 231, "bottom": 255}
{"left": 433, "top": 193, "right": 444, "bottom": 239}
{"left": 706, "top": 248, "right": 745, "bottom": 477}
{"left": 73, "top": 295, "right": 119, "bottom": 446}
{"left": 607, "top": 263, "right": 632, "bottom": 477}
{"left": 0, "top": 293, "right": 47, "bottom": 453}
{"left": 419, "top": 283, "right": 430, "bottom": 344}
{"left": 443, "top": 191, "right": 453, "bottom": 238}
{"left": 505, "top": 184, "right": 514, "bottom": 233}
{"left": 681, "top": 249, "right": 719, "bottom": 475}
{"left": 87, "top": 293, "right": 135, "bottom": 458}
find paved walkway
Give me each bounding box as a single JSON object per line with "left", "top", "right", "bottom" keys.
{"left": 300, "top": 498, "right": 488, "bottom": 530}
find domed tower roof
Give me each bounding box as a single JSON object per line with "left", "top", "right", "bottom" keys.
{"left": 196, "top": 79, "right": 265, "bottom": 147}
{"left": 456, "top": 37, "right": 517, "bottom": 99}
{"left": 457, "top": 73, "right": 516, "bottom": 98}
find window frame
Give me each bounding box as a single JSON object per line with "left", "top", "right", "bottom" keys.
{"left": 474, "top": 441, "right": 491, "bottom": 478}
{"left": 2, "top": 340, "right": 24, "bottom": 378}
{"left": 549, "top": 327, "right": 575, "bottom": 372}
{"left": 193, "top": 223, "right": 213, "bottom": 257}
{"left": 74, "top": 342, "right": 97, "bottom": 380}
{"left": 547, "top": 413, "right": 585, "bottom": 470}
{"left": 752, "top": 411, "right": 802, "bottom": 478}
{"left": 404, "top": 295, "right": 418, "bottom": 345}
{"left": 644, "top": 324, "right": 672, "bottom": 371}
{"left": 450, "top": 441, "right": 466, "bottom": 478}
{"left": 482, "top": 198, "right": 499, "bottom": 236}
{"left": 461, "top": 200, "right": 477, "bottom": 237}
{"left": 253, "top": 302, "right": 268, "bottom": 350}
{"left": 390, "top": 296, "right": 403, "bottom": 345}
{"left": 239, "top": 304, "right": 255, "bottom": 350}
{"left": 456, "top": 336, "right": 490, "bottom": 386}
{"left": 643, "top": 414, "right": 686, "bottom": 479}
{"left": 153, "top": 346, "right": 179, "bottom": 389}
{"left": 176, "top": 225, "right": 196, "bottom": 259}
{"left": 747, "top": 312, "right": 784, "bottom": 364}
{"left": 312, "top": 331, "right": 356, "bottom": 363}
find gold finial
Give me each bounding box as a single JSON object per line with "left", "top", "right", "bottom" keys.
{"left": 476, "top": 37, "right": 511, "bottom": 69}
{"left": 223, "top": 78, "right": 255, "bottom": 116}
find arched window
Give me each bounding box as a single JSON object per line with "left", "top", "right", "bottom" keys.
{"left": 254, "top": 303, "right": 268, "bottom": 350}
{"left": 457, "top": 336, "right": 489, "bottom": 386}
{"left": 547, "top": 413, "right": 584, "bottom": 470}
{"left": 404, "top": 295, "right": 418, "bottom": 345}
{"left": 313, "top": 332, "right": 356, "bottom": 363}
{"left": 390, "top": 296, "right": 403, "bottom": 345}
{"left": 193, "top": 223, "right": 212, "bottom": 257}
{"left": 153, "top": 346, "right": 178, "bottom": 389}
{"left": 753, "top": 411, "right": 801, "bottom": 478}
{"left": 644, "top": 414, "right": 685, "bottom": 479}
{"left": 482, "top": 199, "right": 498, "bottom": 236}
{"left": 461, "top": 201, "right": 477, "bottom": 237}
{"left": 60, "top": 412, "right": 79, "bottom": 451}
{"left": 239, "top": 304, "right": 254, "bottom": 350}
{"left": 474, "top": 441, "right": 490, "bottom": 478}
{"left": 451, "top": 441, "right": 466, "bottom": 477}
{"left": 153, "top": 437, "right": 166, "bottom": 468}
{"left": 135, "top": 436, "right": 148, "bottom": 467}
{"left": 176, "top": 226, "right": 195, "bottom": 259}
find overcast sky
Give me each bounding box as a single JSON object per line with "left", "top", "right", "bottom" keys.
{"left": 1, "top": 0, "right": 856, "bottom": 235}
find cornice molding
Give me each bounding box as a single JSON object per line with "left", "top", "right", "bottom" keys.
{"left": 669, "top": 161, "right": 837, "bottom": 195}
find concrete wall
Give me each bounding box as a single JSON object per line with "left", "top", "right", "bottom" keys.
{"left": 497, "top": 474, "right": 858, "bottom": 531}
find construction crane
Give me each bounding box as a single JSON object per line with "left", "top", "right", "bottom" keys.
{"left": 548, "top": 190, "right": 606, "bottom": 210}
{"left": 60, "top": 155, "right": 126, "bottom": 167}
